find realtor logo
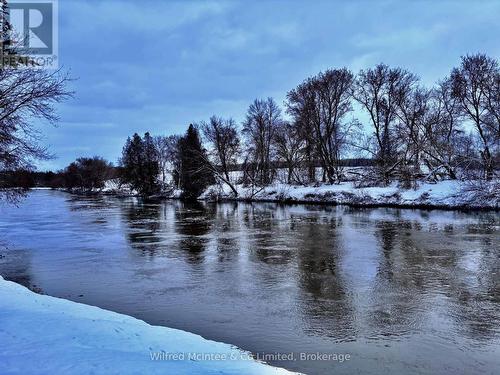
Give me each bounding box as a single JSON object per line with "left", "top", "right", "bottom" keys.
{"left": 5, "top": 0, "right": 58, "bottom": 68}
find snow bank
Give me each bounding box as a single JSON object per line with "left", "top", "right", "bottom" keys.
{"left": 82, "top": 177, "right": 499, "bottom": 209}
{"left": 201, "top": 180, "right": 499, "bottom": 209}
{"left": 0, "top": 276, "right": 294, "bottom": 375}
{"left": 102, "top": 179, "right": 137, "bottom": 196}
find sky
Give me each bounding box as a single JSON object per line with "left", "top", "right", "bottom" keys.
{"left": 36, "top": 0, "right": 500, "bottom": 170}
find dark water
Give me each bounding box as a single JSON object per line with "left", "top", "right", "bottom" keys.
{"left": 1, "top": 190, "right": 499, "bottom": 374}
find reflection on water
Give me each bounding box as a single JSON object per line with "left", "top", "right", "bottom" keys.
{"left": 0, "top": 190, "right": 499, "bottom": 374}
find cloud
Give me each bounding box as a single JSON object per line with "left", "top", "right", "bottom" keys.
{"left": 352, "top": 24, "right": 449, "bottom": 50}
{"left": 40, "top": 0, "right": 500, "bottom": 169}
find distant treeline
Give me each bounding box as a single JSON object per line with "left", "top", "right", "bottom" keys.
{"left": 0, "top": 158, "right": 376, "bottom": 190}
{"left": 0, "top": 159, "right": 120, "bottom": 191}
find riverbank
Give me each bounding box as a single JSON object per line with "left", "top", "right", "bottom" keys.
{"left": 45, "top": 178, "right": 500, "bottom": 211}
{"left": 200, "top": 179, "right": 500, "bottom": 211}
{"left": 0, "top": 276, "right": 294, "bottom": 375}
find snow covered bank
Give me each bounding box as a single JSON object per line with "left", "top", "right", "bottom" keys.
{"left": 57, "top": 177, "right": 499, "bottom": 210}
{"left": 101, "top": 179, "right": 137, "bottom": 196}
{"left": 0, "top": 276, "right": 294, "bottom": 375}
{"left": 201, "top": 180, "right": 500, "bottom": 210}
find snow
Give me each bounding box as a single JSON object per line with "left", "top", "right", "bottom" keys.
{"left": 83, "top": 174, "right": 499, "bottom": 209}
{"left": 200, "top": 179, "right": 499, "bottom": 209}
{"left": 102, "top": 179, "right": 137, "bottom": 196}
{"left": 0, "top": 276, "right": 294, "bottom": 375}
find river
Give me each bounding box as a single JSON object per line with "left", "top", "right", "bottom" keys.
{"left": 0, "top": 190, "right": 499, "bottom": 374}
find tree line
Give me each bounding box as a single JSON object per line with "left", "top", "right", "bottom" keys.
{"left": 4, "top": 53, "right": 498, "bottom": 199}
{"left": 119, "top": 53, "right": 499, "bottom": 197}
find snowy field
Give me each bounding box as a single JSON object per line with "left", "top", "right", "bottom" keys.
{"left": 0, "top": 276, "right": 294, "bottom": 375}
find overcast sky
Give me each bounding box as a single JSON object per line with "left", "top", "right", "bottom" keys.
{"left": 37, "top": 0, "right": 500, "bottom": 170}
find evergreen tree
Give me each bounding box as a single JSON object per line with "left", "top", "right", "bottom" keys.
{"left": 143, "top": 132, "right": 160, "bottom": 195}
{"left": 178, "top": 124, "right": 214, "bottom": 199}
{"left": 120, "top": 133, "right": 159, "bottom": 196}
{"left": 121, "top": 133, "right": 143, "bottom": 190}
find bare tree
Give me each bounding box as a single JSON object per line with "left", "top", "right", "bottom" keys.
{"left": 63, "top": 156, "right": 113, "bottom": 192}
{"left": 394, "top": 84, "right": 431, "bottom": 187}
{"left": 450, "top": 54, "right": 499, "bottom": 179}
{"left": 201, "top": 116, "right": 240, "bottom": 196}
{"left": 353, "top": 64, "right": 417, "bottom": 184}
{"left": 0, "top": 2, "right": 72, "bottom": 201}
{"left": 313, "top": 69, "right": 356, "bottom": 183}
{"left": 153, "top": 135, "right": 179, "bottom": 188}
{"left": 0, "top": 68, "right": 72, "bottom": 201}
{"left": 420, "top": 79, "right": 462, "bottom": 180}
{"left": 287, "top": 69, "right": 359, "bottom": 184}
{"left": 242, "top": 97, "right": 281, "bottom": 185}
{"left": 273, "top": 121, "right": 305, "bottom": 184}
{"left": 286, "top": 81, "right": 318, "bottom": 183}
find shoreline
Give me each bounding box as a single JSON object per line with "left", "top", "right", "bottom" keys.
{"left": 32, "top": 189, "right": 500, "bottom": 212}
{"left": 36, "top": 179, "right": 500, "bottom": 212}
{"left": 209, "top": 196, "right": 500, "bottom": 212}
{"left": 0, "top": 275, "right": 295, "bottom": 375}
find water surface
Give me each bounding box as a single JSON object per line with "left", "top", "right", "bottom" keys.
{"left": 0, "top": 190, "right": 499, "bottom": 374}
